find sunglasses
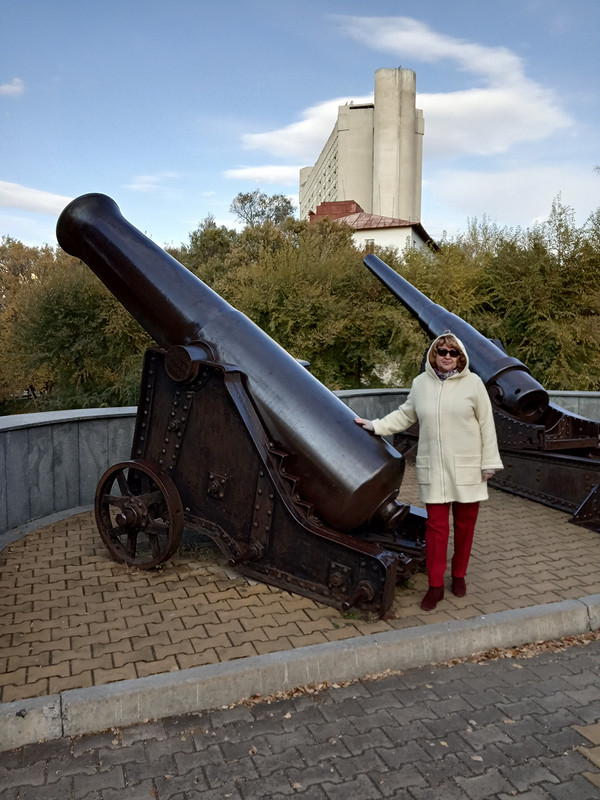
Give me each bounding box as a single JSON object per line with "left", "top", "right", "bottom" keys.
{"left": 437, "top": 348, "right": 461, "bottom": 357}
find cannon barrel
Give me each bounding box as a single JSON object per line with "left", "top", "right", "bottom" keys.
{"left": 57, "top": 194, "right": 408, "bottom": 534}
{"left": 364, "top": 253, "right": 549, "bottom": 421}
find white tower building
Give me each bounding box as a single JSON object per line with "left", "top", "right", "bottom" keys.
{"left": 299, "top": 67, "right": 424, "bottom": 223}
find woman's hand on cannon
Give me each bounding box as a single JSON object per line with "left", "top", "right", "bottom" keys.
{"left": 354, "top": 417, "right": 375, "bottom": 432}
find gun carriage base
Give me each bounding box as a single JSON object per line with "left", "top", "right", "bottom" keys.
{"left": 95, "top": 348, "right": 426, "bottom": 616}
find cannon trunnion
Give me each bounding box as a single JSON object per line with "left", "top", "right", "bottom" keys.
{"left": 57, "top": 194, "right": 425, "bottom": 617}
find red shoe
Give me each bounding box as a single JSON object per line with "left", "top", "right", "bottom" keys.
{"left": 451, "top": 576, "right": 466, "bottom": 597}
{"left": 421, "top": 586, "right": 444, "bottom": 611}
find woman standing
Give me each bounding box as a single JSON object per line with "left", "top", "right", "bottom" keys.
{"left": 355, "top": 332, "right": 503, "bottom": 611}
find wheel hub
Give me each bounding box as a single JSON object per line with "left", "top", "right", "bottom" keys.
{"left": 115, "top": 500, "right": 147, "bottom": 528}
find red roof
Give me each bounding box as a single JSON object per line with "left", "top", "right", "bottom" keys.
{"left": 309, "top": 201, "right": 363, "bottom": 220}
{"left": 335, "top": 212, "right": 414, "bottom": 230}
{"left": 308, "top": 200, "right": 438, "bottom": 248}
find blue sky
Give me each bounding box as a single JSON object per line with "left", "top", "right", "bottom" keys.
{"left": 1, "top": 0, "right": 599, "bottom": 248}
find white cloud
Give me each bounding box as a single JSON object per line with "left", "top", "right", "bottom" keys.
{"left": 241, "top": 96, "right": 372, "bottom": 162}
{"left": 335, "top": 16, "right": 524, "bottom": 85}
{"left": 242, "top": 17, "right": 572, "bottom": 167}
{"left": 421, "top": 85, "right": 570, "bottom": 159}
{"left": 425, "top": 163, "right": 599, "bottom": 235}
{"left": 336, "top": 16, "right": 571, "bottom": 159}
{"left": 0, "top": 181, "right": 72, "bottom": 214}
{"left": 124, "top": 171, "right": 180, "bottom": 193}
{"left": 0, "top": 78, "right": 25, "bottom": 97}
{"left": 224, "top": 165, "right": 301, "bottom": 185}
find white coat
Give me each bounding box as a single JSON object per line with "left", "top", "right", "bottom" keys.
{"left": 372, "top": 335, "right": 503, "bottom": 504}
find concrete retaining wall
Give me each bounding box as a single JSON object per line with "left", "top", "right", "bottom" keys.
{"left": 0, "top": 408, "right": 136, "bottom": 536}
{"left": 1, "top": 390, "right": 599, "bottom": 536}
{"left": 335, "top": 388, "right": 600, "bottom": 421}
{"left": 545, "top": 390, "right": 600, "bottom": 419}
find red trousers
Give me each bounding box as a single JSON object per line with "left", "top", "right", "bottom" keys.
{"left": 425, "top": 502, "right": 480, "bottom": 586}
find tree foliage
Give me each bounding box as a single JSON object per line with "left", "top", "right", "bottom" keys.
{"left": 398, "top": 200, "right": 600, "bottom": 390}
{"left": 0, "top": 247, "right": 151, "bottom": 413}
{"left": 172, "top": 213, "right": 239, "bottom": 287}
{"left": 230, "top": 189, "right": 295, "bottom": 227}
{"left": 477, "top": 199, "right": 600, "bottom": 389}
{"left": 0, "top": 236, "right": 55, "bottom": 312}
{"left": 0, "top": 194, "right": 599, "bottom": 415}
{"left": 217, "top": 217, "right": 410, "bottom": 388}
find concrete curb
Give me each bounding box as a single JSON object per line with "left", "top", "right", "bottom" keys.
{"left": 2, "top": 593, "right": 599, "bottom": 752}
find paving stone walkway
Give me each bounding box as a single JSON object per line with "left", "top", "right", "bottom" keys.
{"left": 2, "top": 635, "right": 600, "bottom": 799}
{"left": 2, "top": 464, "right": 600, "bottom": 705}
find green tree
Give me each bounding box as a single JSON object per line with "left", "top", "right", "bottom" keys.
{"left": 219, "top": 217, "right": 411, "bottom": 389}
{"left": 476, "top": 198, "right": 600, "bottom": 389}
{"left": 0, "top": 248, "right": 151, "bottom": 412}
{"left": 387, "top": 201, "right": 600, "bottom": 391}
{"left": 0, "top": 236, "right": 55, "bottom": 312}
{"left": 230, "top": 189, "right": 295, "bottom": 227}
{"left": 2, "top": 194, "right": 599, "bottom": 414}
{"left": 175, "top": 214, "right": 239, "bottom": 287}
{"left": 387, "top": 218, "right": 502, "bottom": 382}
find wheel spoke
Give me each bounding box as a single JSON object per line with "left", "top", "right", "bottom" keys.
{"left": 109, "top": 524, "right": 130, "bottom": 542}
{"left": 126, "top": 530, "right": 138, "bottom": 557}
{"left": 116, "top": 471, "right": 131, "bottom": 495}
{"left": 147, "top": 531, "right": 166, "bottom": 558}
{"left": 136, "top": 490, "right": 163, "bottom": 507}
{"left": 103, "top": 494, "right": 132, "bottom": 510}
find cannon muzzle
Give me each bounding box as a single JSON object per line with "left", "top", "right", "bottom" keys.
{"left": 364, "top": 253, "right": 549, "bottom": 421}
{"left": 57, "top": 194, "right": 409, "bottom": 534}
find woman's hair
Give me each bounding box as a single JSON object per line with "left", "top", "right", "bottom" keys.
{"left": 428, "top": 332, "right": 467, "bottom": 372}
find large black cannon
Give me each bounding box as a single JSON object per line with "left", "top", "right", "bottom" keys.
{"left": 56, "top": 195, "right": 425, "bottom": 616}
{"left": 364, "top": 253, "right": 600, "bottom": 531}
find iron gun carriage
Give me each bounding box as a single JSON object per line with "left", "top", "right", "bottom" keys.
{"left": 56, "top": 194, "right": 425, "bottom": 616}
{"left": 364, "top": 253, "right": 600, "bottom": 532}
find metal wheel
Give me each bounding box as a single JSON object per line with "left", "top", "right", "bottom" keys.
{"left": 95, "top": 460, "right": 184, "bottom": 568}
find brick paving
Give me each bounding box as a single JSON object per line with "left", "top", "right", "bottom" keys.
{"left": 2, "top": 636, "right": 600, "bottom": 798}
{"left": 2, "top": 463, "right": 600, "bottom": 705}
